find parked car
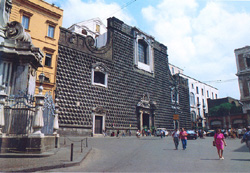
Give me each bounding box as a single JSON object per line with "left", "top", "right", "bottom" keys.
{"left": 186, "top": 130, "right": 197, "bottom": 140}
{"left": 155, "top": 128, "right": 169, "bottom": 136}
{"left": 206, "top": 130, "right": 215, "bottom": 137}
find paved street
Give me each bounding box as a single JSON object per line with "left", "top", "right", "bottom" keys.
{"left": 47, "top": 136, "right": 250, "bottom": 172}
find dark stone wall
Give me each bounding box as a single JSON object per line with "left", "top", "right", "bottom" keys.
{"left": 56, "top": 17, "right": 191, "bottom": 135}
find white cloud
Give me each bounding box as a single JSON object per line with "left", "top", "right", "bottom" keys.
{"left": 45, "top": 0, "right": 135, "bottom": 27}
{"left": 141, "top": 0, "right": 250, "bottom": 99}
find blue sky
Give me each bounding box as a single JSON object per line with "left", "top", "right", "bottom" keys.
{"left": 46, "top": 0, "right": 250, "bottom": 100}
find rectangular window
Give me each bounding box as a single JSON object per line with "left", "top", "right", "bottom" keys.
{"left": 212, "top": 92, "right": 214, "bottom": 99}
{"left": 197, "top": 97, "right": 200, "bottom": 106}
{"left": 96, "top": 24, "right": 100, "bottom": 33}
{"left": 48, "top": 25, "right": 55, "bottom": 38}
{"left": 215, "top": 94, "right": 217, "bottom": 99}
{"left": 22, "top": 15, "right": 30, "bottom": 30}
{"left": 0, "top": 61, "right": 12, "bottom": 94}
{"left": 207, "top": 91, "right": 209, "bottom": 97}
{"left": 201, "top": 88, "right": 204, "bottom": 96}
{"left": 172, "top": 67, "right": 174, "bottom": 74}
{"left": 246, "top": 58, "right": 250, "bottom": 68}
{"left": 45, "top": 53, "right": 52, "bottom": 67}
{"left": 196, "top": 87, "right": 199, "bottom": 94}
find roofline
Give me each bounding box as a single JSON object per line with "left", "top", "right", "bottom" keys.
{"left": 169, "top": 63, "right": 184, "bottom": 71}
{"left": 234, "top": 46, "right": 250, "bottom": 52}
{"left": 179, "top": 73, "right": 218, "bottom": 90}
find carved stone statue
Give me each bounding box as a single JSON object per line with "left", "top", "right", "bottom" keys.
{"left": 0, "top": 0, "right": 12, "bottom": 39}
{"left": 5, "top": 21, "right": 32, "bottom": 42}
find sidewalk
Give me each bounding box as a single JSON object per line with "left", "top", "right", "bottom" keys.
{"left": 0, "top": 137, "right": 92, "bottom": 172}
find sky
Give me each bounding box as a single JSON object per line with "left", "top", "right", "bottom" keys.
{"left": 45, "top": 0, "right": 250, "bottom": 100}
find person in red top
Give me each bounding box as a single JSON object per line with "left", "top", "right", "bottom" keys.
{"left": 179, "top": 128, "right": 188, "bottom": 150}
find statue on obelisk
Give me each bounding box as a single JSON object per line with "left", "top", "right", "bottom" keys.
{"left": 0, "top": 0, "right": 12, "bottom": 42}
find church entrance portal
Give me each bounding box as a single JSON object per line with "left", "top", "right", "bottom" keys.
{"left": 137, "top": 93, "right": 156, "bottom": 132}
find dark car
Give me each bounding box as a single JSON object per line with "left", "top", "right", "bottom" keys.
{"left": 186, "top": 130, "right": 197, "bottom": 140}
{"left": 206, "top": 130, "right": 215, "bottom": 137}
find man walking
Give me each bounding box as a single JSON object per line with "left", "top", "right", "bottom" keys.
{"left": 242, "top": 127, "right": 250, "bottom": 152}
{"left": 172, "top": 129, "right": 180, "bottom": 150}
{"left": 179, "top": 128, "right": 188, "bottom": 150}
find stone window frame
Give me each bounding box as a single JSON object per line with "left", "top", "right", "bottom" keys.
{"left": 134, "top": 30, "right": 154, "bottom": 73}
{"left": 45, "top": 53, "right": 52, "bottom": 67}
{"left": 46, "top": 20, "right": 57, "bottom": 39}
{"left": 91, "top": 62, "right": 109, "bottom": 88}
{"left": 19, "top": 9, "right": 33, "bottom": 31}
{"left": 43, "top": 47, "right": 55, "bottom": 68}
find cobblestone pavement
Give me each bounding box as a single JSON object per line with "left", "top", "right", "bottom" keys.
{"left": 47, "top": 136, "right": 250, "bottom": 172}
{"left": 0, "top": 137, "right": 91, "bottom": 172}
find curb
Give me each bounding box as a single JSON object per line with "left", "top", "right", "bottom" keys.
{"left": 12, "top": 147, "right": 92, "bottom": 172}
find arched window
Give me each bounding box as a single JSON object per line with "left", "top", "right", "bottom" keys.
{"left": 190, "top": 92, "right": 195, "bottom": 106}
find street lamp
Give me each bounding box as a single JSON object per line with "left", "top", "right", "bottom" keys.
{"left": 38, "top": 72, "right": 45, "bottom": 95}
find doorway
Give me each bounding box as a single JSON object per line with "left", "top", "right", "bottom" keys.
{"left": 95, "top": 116, "right": 103, "bottom": 134}
{"left": 143, "top": 113, "right": 150, "bottom": 129}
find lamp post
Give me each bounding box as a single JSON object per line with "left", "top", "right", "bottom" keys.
{"left": 173, "top": 74, "right": 179, "bottom": 130}
{"left": 38, "top": 72, "right": 45, "bottom": 95}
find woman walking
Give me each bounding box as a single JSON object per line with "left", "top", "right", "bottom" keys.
{"left": 214, "top": 129, "right": 227, "bottom": 160}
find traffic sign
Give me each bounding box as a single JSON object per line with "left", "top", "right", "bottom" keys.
{"left": 173, "top": 114, "right": 179, "bottom": 120}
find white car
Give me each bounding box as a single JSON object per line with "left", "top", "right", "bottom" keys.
{"left": 156, "top": 128, "right": 169, "bottom": 136}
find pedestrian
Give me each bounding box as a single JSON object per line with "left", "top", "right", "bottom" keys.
{"left": 172, "top": 129, "right": 180, "bottom": 150}
{"left": 214, "top": 128, "right": 227, "bottom": 160}
{"left": 179, "top": 128, "right": 188, "bottom": 150}
{"left": 116, "top": 130, "right": 120, "bottom": 137}
{"left": 241, "top": 127, "right": 250, "bottom": 152}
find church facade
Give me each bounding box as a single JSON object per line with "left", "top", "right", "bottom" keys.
{"left": 56, "top": 17, "right": 191, "bottom": 136}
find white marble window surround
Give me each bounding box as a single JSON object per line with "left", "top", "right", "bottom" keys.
{"left": 134, "top": 32, "right": 154, "bottom": 73}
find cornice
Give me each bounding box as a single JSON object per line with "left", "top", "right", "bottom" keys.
{"left": 15, "top": 0, "right": 63, "bottom": 19}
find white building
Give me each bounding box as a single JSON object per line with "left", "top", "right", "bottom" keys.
{"left": 68, "top": 17, "right": 107, "bottom": 48}
{"left": 169, "top": 63, "right": 219, "bottom": 129}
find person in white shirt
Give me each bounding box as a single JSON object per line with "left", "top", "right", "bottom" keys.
{"left": 172, "top": 129, "right": 180, "bottom": 150}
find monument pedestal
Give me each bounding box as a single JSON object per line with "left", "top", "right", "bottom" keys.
{"left": 0, "top": 136, "right": 59, "bottom": 153}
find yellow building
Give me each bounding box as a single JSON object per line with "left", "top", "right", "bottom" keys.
{"left": 9, "top": 0, "right": 63, "bottom": 99}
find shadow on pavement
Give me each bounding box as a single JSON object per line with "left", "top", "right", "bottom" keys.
{"left": 200, "top": 159, "right": 219, "bottom": 160}
{"left": 233, "top": 145, "right": 249, "bottom": 152}
{"left": 231, "top": 159, "right": 250, "bottom": 161}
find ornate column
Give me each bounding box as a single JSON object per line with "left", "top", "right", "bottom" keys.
{"left": 0, "top": 85, "right": 7, "bottom": 136}
{"left": 140, "top": 110, "right": 143, "bottom": 131}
